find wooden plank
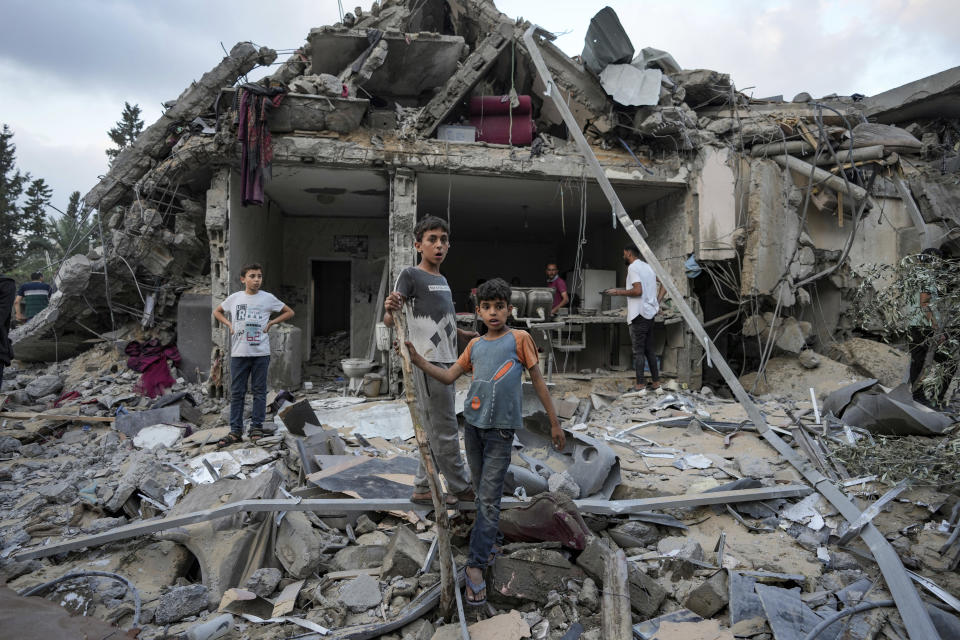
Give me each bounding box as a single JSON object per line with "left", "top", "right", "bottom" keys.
{"left": 0, "top": 411, "right": 115, "bottom": 423}
{"left": 12, "top": 485, "right": 812, "bottom": 561}
{"left": 602, "top": 548, "right": 632, "bottom": 640}
{"left": 393, "top": 308, "right": 456, "bottom": 616}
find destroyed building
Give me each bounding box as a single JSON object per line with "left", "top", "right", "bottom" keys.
{"left": 2, "top": 1, "right": 960, "bottom": 639}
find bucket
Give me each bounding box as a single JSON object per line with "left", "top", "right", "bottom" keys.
{"left": 361, "top": 374, "right": 382, "bottom": 397}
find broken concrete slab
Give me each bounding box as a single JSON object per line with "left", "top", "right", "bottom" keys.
{"left": 432, "top": 610, "right": 530, "bottom": 640}
{"left": 155, "top": 584, "right": 210, "bottom": 625}
{"left": 599, "top": 65, "right": 662, "bottom": 106}
{"left": 381, "top": 526, "right": 428, "bottom": 580}
{"left": 132, "top": 424, "right": 183, "bottom": 449}
{"left": 338, "top": 573, "right": 382, "bottom": 612}
{"left": 114, "top": 405, "right": 181, "bottom": 438}
{"left": 492, "top": 548, "right": 583, "bottom": 604}
{"left": 825, "top": 338, "right": 909, "bottom": 388}
{"left": 276, "top": 511, "right": 327, "bottom": 579}
{"left": 684, "top": 570, "right": 729, "bottom": 618}
{"left": 243, "top": 567, "right": 282, "bottom": 598}
{"left": 308, "top": 28, "right": 464, "bottom": 98}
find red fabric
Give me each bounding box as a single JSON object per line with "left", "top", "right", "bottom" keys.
{"left": 53, "top": 391, "right": 81, "bottom": 408}
{"left": 468, "top": 95, "right": 534, "bottom": 145}
{"left": 469, "top": 95, "right": 532, "bottom": 115}
{"left": 125, "top": 339, "right": 182, "bottom": 398}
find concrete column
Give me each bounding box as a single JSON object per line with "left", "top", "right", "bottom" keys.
{"left": 388, "top": 167, "right": 418, "bottom": 286}
{"left": 387, "top": 168, "right": 418, "bottom": 394}
{"left": 206, "top": 169, "right": 231, "bottom": 398}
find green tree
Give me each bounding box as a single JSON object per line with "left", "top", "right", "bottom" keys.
{"left": 22, "top": 177, "right": 52, "bottom": 241}
{"left": 48, "top": 190, "right": 94, "bottom": 259}
{"left": 106, "top": 102, "right": 144, "bottom": 162}
{"left": 0, "top": 124, "right": 29, "bottom": 272}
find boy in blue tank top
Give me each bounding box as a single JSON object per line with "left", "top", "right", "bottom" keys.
{"left": 405, "top": 278, "right": 566, "bottom": 607}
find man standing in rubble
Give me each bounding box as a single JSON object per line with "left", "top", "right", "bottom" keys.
{"left": 383, "top": 215, "right": 476, "bottom": 506}
{"left": 605, "top": 246, "right": 665, "bottom": 392}
{"left": 546, "top": 262, "right": 568, "bottom": 316}
{"left": 14, "top": 271, "right": 54, "bottom": 323}
{"left": 907, "top": 247, "right": 957, "bottom": 407}
{"left": 0, "top": 274, "right": 14, "bottom": 388}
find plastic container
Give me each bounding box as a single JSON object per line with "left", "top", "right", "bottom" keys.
{"left": 437, "top": 124, "right": 476, "bottom": 143}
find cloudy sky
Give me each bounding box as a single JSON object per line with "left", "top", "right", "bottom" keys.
{"left": 3, "top": 0, "right": 958, "bottom": 216}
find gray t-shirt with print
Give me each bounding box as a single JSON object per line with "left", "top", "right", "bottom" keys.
{"left": 395, "top": 267, "right": 458, "bottom": 363}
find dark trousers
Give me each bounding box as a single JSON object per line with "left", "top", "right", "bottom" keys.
{"left": 629, "top": 315, "right": 658, "bottom": 385}
{"left": 464, "top": 424, "right": 513, "bottom": 569}
{"left": 909, "top": 327, "right": 957, "bottom": 405}
{"left": 230, "top": 355, "right": 270, "bottom": 434}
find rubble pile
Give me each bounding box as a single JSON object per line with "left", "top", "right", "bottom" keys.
{"left": 1, "top": 354, "right": 959, "bottom": 638}
{"left": 2, "top": 0, "right": 960, "bottom": 638}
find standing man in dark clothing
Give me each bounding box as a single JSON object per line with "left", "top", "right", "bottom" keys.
{"left": 605, "top": 246, "right": 666, "bottom": 391}
{"left": 0, "top": 275, "right": 15, "bottom": 388}
{"left": 546, "top": 263, "right": 568, "bottom": 316}
{"left": 15, "top": 272, "right": 54, "bottom": 323}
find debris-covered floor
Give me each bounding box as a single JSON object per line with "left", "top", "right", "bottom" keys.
{"left": 3, "top": 0, "right": 960, "bottom": 638}
{"left": 2, "top": 339, "right": 960, "bottom": 639}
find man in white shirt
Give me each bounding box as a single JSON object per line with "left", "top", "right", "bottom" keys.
{"left": 605, "top": 246, "right": 665, "bottom": 391}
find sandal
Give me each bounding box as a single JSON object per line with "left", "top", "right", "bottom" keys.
{"left": 217, "top": 432, "right": 242, "bottom": 448}
{"left": 248, "top": 428, "right": 265, "bottom": 443}
{"left": 464, "top": 573, "right": 487, "bottom": 606}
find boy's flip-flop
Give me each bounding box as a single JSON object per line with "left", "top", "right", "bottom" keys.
{"left": 248, "top": 428, "right": 265, "bottom": 443}
{"left": 217, "top": 432, "right": 242, "bottom": 448}
{"left": 464, "top": 575, "right": 487, "bottom": 607}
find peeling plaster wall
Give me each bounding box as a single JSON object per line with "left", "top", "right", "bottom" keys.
{"left": 228, "top": 171, "right": 283, "bottom": 291}
{"left": 697, "top": 147, "right": 738, "bottom": 260}
{"left": 805, "top": 195, "right": 920, "bottom": 280}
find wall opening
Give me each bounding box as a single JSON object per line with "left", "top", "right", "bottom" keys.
{"left": 312, "top": 260, "right": 351, "bottom": 336}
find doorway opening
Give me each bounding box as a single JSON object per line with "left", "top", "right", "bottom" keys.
{"left": 312, "top": 260, "right": 351, "bottom": 336}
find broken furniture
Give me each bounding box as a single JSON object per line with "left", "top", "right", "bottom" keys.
{"left": 551, "top": 322, "right": 587, "bottom": 372}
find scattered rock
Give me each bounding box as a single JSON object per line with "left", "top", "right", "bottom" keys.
{"left": 547, "top": 471, "right": 581, "bottom": 500}
{"left": 579, "top": 577, "right": 599, "bottom": 612}
{"left": 381, "top": 526, "right": 427, "bottom": 580}
{"left": 338, "top": 573, "right": 382, "bottom": 612}
{"left": 244, "top": 567, "right": 283, "bottom": 598}
{"left": 0, "top": 436, "right": 22, "bottom": 454}
{"left": 154, "top": 584, "right": 209, "bottom": 624}
{"left": 25, "top": 375, "right": 63, "bottom": 399}
{"left": 684, "top": 570, "right": 729, "bottom": 617}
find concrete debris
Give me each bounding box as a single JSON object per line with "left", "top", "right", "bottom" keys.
{"left": 243, "top": 567, "right": 283, "bottom": 598}
{"left": 338, "top": 573, "right": 383, "bottom": 612}
{"left": 154, "top": 583, "right": 210, "bottom": 624}
{"left": 2, "top": 3, "right": 960, "bottom": 640}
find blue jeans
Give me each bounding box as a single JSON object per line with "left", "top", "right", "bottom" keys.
{"left": 230, "top": 356, "right": 270, "bottom": 435}
{"left": 464, "top": 423, "right": 514, "bottom": 569}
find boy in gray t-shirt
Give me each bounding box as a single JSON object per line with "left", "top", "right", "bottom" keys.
{"left": 406, "top": 278, "right": 565, "bottom": 607}
{"left": 383, "top": 216, "right": 476, "bottom": 506}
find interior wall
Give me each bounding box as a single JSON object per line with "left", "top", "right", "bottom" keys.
{"left": 228, "top": 172, "right": 283, "bottom": 296}
{"left": 805, "top": 195, "right": 918, "bottom": 281}
{"left": 280, "top": 217, "right": 388, "bottom": 355}
{"left": 444, "top": 240, "right": 557, "bottom": 311}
